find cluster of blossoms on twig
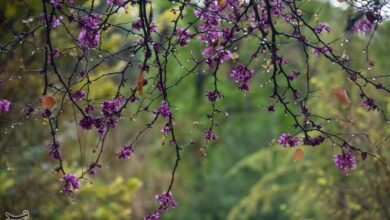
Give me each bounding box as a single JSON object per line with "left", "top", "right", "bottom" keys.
{"left": 0, "top": 99, "right": 11, "bottom": 113}
{"left": 61, "top": 173, "right": 81, "bottom": 194}
{"left": 144, "top": 192, "right": 177, "bottom": 220}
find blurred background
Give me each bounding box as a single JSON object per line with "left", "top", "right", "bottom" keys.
{"left": 1, "top": 0, "right": 390, "bottom": 219}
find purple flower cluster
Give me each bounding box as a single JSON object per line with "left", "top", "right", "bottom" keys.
{"left": 230, "top": 64, "right": 254, "bottom": 92}
{"left": 203, "top": 130, "right": 219, "bottom": 141}
{"left": 205, "top": 90, "right": 223, "bottom": 102}
{"left": 287, "top": 70, "right": 300, "bottom": 81}
{"left": 156, "top": 192, "right": 177, "bottom": 210}
{"left": 361, "top": 97, "right": 378, "bottom": 111}
{"left": 73, "top": 90, "right": 86, "bottom": 101}
{"left": 144, "top": 212, "right": 161, "bottom": 220}
{"left": 78, "top": 30, "right": 100, "bottom": 50}
{"left": 195, "top": 1, "right": 221, "bottom": 43}
{"left": 361, "top": 152, "right": 368, "bottom": 160}
{"left": 201, "top": 46, "right": 232, "bottom": 66}
{"left": 156, "top": 101, "right": 170, "bottom": 118}
{"left": 312, "top": 46, "right": 331, "bottom": 57}
{"left": 51, "top": 16, "right": 63, "bottom": 28}
{"left": 276, "top": 55, "right": 288, "bottom": 65}
{"left": 253, "top": 6, "right": 271, "bottom": 33}
{"left": 49, "top": 0, "right": 62, "bottom": 8}
{"left": 93, "top": 118, "right": 108, "bottom": 134}
{"left": 218, "top": 0, "right": 242, "bottom": 19}
{"left": 132, "top": 20, "right": 142, "bottom": 31}
{"left": 51, "top": 49, "right": 61, "bottom": 59}
{"left": 270, "top": 0, "right": 285, "bottom": 15}
{"left": 0, "top": 99, "right": 11, "bottom": 113}
{"left": 291, "top": 30, "right": 307, "bottom": 42}
{"left": 195, "top": 1, "right": 237, "bottom": 66}
{"left": 303, "top": 135, "right": 325, "bottom": 146}
{"left": 77, "top": 14, "right": 102, "bottom": 49}
{"left": 61, "top": 173, "right": 81, "bottom": 193}
{"left": 118, "top": 145, "right": 134, "bottom": 160}
{"left": 82, "top": 116, "right": 117, "bottom": 134}
{"left": 107, "top": 0, "right": 124, "bottom": 6}
{"left": 333, "top": 152, "right": 356, "bottom": 171}
{"left": 365, "top": 10, "right": 382, "bottom": 23}
{"left": 88, "top": 162, "right": 101, "bottom": 176}
{"left": 79, "top": 115, "right": 95, "bottom": 130}
{"left": 77, "top": 97, "right": 124, "bottom": 133}
{"left": 24, "top": 104, "right": 35, "bottom": 116}
{"left": 48, "top": 141, "right": 62, "bottom": 160}
{"left": 314, "top": 23, "right": 332, "bottom": 34}
{"left": 352, "top": 19, "right": 374, "bottom": 34}
{"left": 101, "top": 97, "right": 125, "bottom": 116}
{"left": 79, "top": 13, "right": 100, "bottom": 30}
{"left": 312, "top": 48, "right": 321, "bottom": 56}
{"left": 173, "top": 28, "right": 192, "bottom": 46}
{"left": 278, "top": 133, "right": 302, "bottom": 147}
{"left": 161, "top": 123, "right": 172, "bottom": 135}
{"left": 42, "top": 109, "right": 52, "bottom": 118}
{"left": 144, "top": 192, "right": 176, "bottom": 220}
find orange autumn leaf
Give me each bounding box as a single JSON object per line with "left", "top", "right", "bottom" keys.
{"left": 333, "top": 88, "right": 351, "bottom": 105}
{"left": 41, "top": 95, "right": 56, "bottom": 109}
{"left": 137, "top": 70, "right": 144, "bottom": 96}
{"left": 217, "top": 0, "right": 227, "bottom": 7}
{"left": 292, "top": 148, "right": 304, "bottom": 162}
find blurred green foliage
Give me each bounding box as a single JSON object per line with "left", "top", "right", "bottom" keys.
{"left": 1, "top": 0, "right": 390, "bottom": 220}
